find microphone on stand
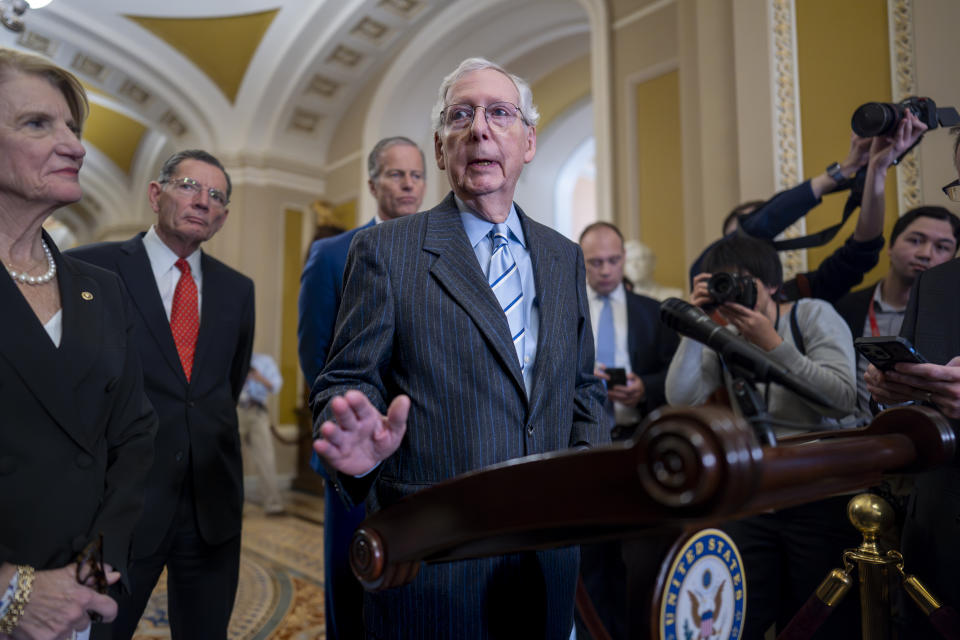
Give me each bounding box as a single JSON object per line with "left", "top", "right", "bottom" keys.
{"left": 659, "top": 297, "right": 839, "bottom": 412}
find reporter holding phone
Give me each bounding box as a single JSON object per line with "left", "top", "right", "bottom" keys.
{"left": 863, "top": 134, "right": 960, "bottom": 638}
{"left": 579, "top": 222, "right": 678, "bottom": 439}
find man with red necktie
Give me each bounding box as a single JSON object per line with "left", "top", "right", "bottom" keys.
{"left": 70, "top": 149, "right": 254, "bottom": 640}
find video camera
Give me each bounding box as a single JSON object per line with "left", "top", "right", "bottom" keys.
{"left": 851, "top": 96, "right": 960, "bottom": 138}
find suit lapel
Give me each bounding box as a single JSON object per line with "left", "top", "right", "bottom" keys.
{"left": 193, "top": 252, "right": 224, "bottom": 388}
{"left": 422, "top": 194, "right": 526, "bottom": 394}
{"left": 0, "top": 235, "right": 99, "bottom": 452}
{"left": 116, "top": 235, "right": 186, "bottom": 384}
{"left": 523, "top": 210, "right": 562, "bottom": 415}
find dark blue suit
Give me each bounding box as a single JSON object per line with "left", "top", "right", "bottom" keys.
{"left": 298, "top": 219, "right": 372, "bottom": 639}
{"left": 312, "top": 193, "right": 607, "bottom": 638}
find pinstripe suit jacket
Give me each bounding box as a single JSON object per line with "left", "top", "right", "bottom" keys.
{"left": 311, "top": 193, "right": 607, "bottom": 638}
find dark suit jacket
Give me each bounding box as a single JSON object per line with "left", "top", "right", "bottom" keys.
{"left": 69, "top": 234, "right": 254, "bottom": 556}
{"left": 298, "top": 219, "right": 373, "bottom": 386}
{"left": 898, "top": 259, "right": 960, "bottom": 618}
{"left": 625, "top": 290, "right": 679, "bottom": 417}
{"left": 311, "top": 193, "right": 607, "bottom": 638}
{"left": 834, "top": 283, "right": 875, "bottom": 340}
{"left": 0, "top": 235, "right": 156, "bottom": 580}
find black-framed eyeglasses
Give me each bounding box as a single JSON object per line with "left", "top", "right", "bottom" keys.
{"left": 442, "top": 102, "right": 527, "bottom": 131}
{"left": 943, "top": 179, "right": 960, "bottom": 202}
{"left": 76, "top": 533, "right": 107, "bottom": 621}
{"left": 162, "top": 177, "right": 229, "bottom": 208}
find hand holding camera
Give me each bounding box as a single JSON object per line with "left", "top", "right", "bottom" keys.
{"left": 691, "top": 272, "right": 783, "bottom": 352}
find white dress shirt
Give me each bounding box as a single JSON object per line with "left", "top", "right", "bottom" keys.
{"left": 587, "top": 281, "right": 640, "bottom": 425}
{"left": 142, "top": 225, "right": 203, "bottom": 321}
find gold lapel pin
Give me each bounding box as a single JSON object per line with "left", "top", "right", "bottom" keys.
{"left": 81, "top": 291, "right": 93, "bottom": 301}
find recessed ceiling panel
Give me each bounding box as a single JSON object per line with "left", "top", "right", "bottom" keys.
{"left": 126, "top": 9, "right": 279, "bottom": 103}
{"left": 84, "top": 102, "right": 148, "bottom": 175}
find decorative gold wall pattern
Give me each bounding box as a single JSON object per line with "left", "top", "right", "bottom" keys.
{"left": 771, "top": 0, "right": 806, "bottom": 277}
{"left": 889, "top": 0, "right": 920, "bottom": 213}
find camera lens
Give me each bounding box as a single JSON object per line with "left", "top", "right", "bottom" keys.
{"left": 852, "top": 102, "right": 900, "bottom": 137}
{"left": 707, "top": 273, "right": 735, "bottom": 302}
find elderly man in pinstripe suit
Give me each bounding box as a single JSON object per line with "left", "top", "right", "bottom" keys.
{"left": 311, "top": 57, "right": 607, "bottom": 639}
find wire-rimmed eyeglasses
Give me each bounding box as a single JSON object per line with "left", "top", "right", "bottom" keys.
{"left": 442, "top": 102, "right": 527, "bottom": 131}
{"left": 163, "top": 177, "right": 229, "bottom": 208}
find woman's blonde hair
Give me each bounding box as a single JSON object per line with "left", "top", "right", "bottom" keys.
{"left": 0, "top": 47, "right": 89, "bottom": 131}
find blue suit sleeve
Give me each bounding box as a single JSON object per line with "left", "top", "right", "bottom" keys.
{"left": 690, "top": 181, "right": 820, "bottom": 286}
{"left": 298, "top": 241, "right": 340, "bottom": 387}
{"left": 737, "top": 180, "right": 820, "bottom": 239}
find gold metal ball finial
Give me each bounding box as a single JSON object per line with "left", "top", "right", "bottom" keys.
{"left": 847, "top": 493, "right": 894, "bottom": 535}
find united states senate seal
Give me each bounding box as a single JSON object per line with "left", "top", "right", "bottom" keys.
{"left": 659, "top": 528, "right": 745, "bottom": 640}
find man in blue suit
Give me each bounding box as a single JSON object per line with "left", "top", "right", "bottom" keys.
{"left": 298, "top": 136, "right": 425, "bottom": 639}
{"left": 311, "top": 57, "right": 606, "bottom": 639}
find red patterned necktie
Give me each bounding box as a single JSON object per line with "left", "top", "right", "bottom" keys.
{"left": 170, "top": 258, "right": 199, "bottom": 381}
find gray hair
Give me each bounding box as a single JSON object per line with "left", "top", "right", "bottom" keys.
{"left": 157, "top": 149, "right": 232, "bottom": 201}
{"left": 430, "top": 57, "right": 540, "bottom": 133}
{"left": 367, "top": 136, "right": 425, "bottom": 179}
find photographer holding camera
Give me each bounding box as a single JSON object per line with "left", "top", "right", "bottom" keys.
{"left": 691, "top": 111, "right": 929, "bottom": 303}
{"left": 666, "top": 233, "right": 860, "bottom": 639}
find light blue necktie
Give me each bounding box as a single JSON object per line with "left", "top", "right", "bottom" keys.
{"left": 596, "top": 295, "right": 615, "bottom": 367}
{"left": 489, "top": 224, "right": 525, "bottom": 369}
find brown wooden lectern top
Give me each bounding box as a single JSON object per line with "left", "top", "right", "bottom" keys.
{"left": 347, "top": 405, "right": 955, "bottom": 592}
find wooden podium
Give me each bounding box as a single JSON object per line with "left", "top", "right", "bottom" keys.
{"left": 345, "top": 405, "right": 954, "bottom": 636}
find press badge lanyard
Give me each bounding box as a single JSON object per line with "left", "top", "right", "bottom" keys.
{"left": 868, "top": 299, "right": 880, "bottom": 337}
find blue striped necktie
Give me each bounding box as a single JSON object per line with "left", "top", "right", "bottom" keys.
{"left": 489, "top": 223, "right": 525, "bottom": 369}
{"left": 596, "top": 295, "right": 615, "bottom": 367}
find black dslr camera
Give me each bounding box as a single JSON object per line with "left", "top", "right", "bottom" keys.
{"left": 705, "top": 273, "right": 757, "bottom": 310}
{"left": 851, "top": 96, "right": 960, "bottom": 138}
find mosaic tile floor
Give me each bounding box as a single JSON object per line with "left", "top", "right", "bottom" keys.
{"left": 132, "top": 491, "right": 327, "bottom": 640}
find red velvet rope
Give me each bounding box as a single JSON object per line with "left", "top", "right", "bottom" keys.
{"left": 777, "top": 595, "right": 834, "bottom": 640}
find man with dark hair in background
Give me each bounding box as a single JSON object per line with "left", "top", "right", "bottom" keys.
{"left": 577, "top": 220, "right": 677, "bottom": 638}
{"left": 71, "top": 149, "right": 255, "bottom": 639}
{"left": 298, "top": 135, "right": 426, "bottom": 639}
{"left": 579, "top": 221, "right": 678, "bottom": 436}
{"left": 835, "top": 205, "right": 959, "bottom": 412}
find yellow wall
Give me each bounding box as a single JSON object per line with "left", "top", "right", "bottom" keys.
{"left": 333, "top": 199, "right": 359, "bottom": 230}
{"left": 279, "top": 208, "right": 304, "bottom": 423}
{"left": 636, "top": 71, "right": 684, "bottom": 289}
{"left": 613, "top": 2, "right": 678, "bottom": 241}
{"left": 797, "top": 0, "right": 895, "bottom": 284}
{"left": 531, "top": 55, "right": 591, "bottom": 133}
{"left": 84, "top": 104, "right": 146, "bottom": 174}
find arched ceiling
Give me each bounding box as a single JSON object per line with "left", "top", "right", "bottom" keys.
{"left": 0, "top": 0, "right": 595, "bottom": 238}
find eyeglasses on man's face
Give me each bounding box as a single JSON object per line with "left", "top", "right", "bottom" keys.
{"left": 163, "top": 176, "right": 229, "bottom": 208}
{"left": 943, "top": 178, "right": 960, "bottom": 202}
{"left": 442, "top": 102, "right": 526, "bottom": 131}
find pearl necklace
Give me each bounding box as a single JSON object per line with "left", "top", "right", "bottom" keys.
{"left": 7, "top": 240, "right": 56, "bottom": 285}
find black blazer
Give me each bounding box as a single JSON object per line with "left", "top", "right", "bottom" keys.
{"left": 897, "top": 259, "right": 960, "bottom": 618}
{"left": 625, "top": 290, "right": 679, "bottom": 417}
{"left": 0, "top": 235, "right": 156, "bottom": 579}
{"left": 69, "top": 233, "right": 254, "bottom": 555}
{"left": 833, "top": 283, "right": 876, "bottom": 340}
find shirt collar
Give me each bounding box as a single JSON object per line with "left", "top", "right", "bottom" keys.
{"left": 587, "top": 281, "right": 625, "bottom": 303}
{"left": 455, "top": 195, "right": 525, "bottom": 249}
{"left": 143, "top": 225, "right": 201, "bottom": 277}
{"left": 873, "top": 281, "right": 905, "bottom": 313}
